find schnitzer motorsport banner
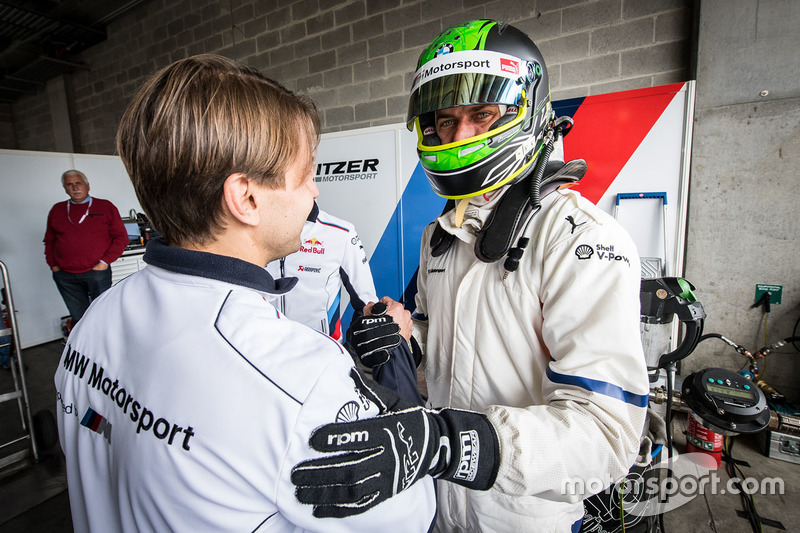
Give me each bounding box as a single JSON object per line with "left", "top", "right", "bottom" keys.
{"left": 314, "top": 82, "right": 694, "bottom": 331}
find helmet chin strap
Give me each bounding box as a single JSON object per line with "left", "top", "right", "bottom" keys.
{"left": 453, "top": 198, "right": 471, "bottom": 228}
{"left": 473, "top": 116, "right": 581, "bottom": 268}
{"left": 496, "top": 115, "right": 576, "bottom": 272}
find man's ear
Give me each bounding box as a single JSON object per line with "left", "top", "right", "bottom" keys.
{"left": 222, "top": 173, "right": 260, "bottom": 227}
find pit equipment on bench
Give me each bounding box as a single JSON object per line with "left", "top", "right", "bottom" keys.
{"left": 580, "top": 278, "right": 771, "bottom": 533}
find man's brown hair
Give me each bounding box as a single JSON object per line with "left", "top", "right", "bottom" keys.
{"left": 116, "top": 54, "right": 320, "bottom": 246}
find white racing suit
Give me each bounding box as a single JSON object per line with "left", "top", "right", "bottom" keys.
{"left": 413, "top": 185, "right": 649, "bottom": 532}
{"left": 54, "top": 239, "right": 436, "bottom": 532}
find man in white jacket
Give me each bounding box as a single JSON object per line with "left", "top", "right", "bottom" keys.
{"left": 291, "top": 19, "right": 649, "bottom": 532}
{"left": 53, "top": 54, "right": 438, "bottom": 532}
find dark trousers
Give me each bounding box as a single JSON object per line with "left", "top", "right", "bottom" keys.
{"left": 53, "top": 269, "right": 112, "bottom": 323}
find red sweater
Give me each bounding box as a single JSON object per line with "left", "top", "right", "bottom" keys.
{"left": 44, "top": 197, "right": 129, "bottom": 273}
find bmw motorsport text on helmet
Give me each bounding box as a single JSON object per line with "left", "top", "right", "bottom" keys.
{"left": 407, "top": 19, "right": 553, "bottom": 199}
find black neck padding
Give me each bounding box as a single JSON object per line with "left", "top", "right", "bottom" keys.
{"left": 430, "top": 159, "right": 586, "bottom": 262}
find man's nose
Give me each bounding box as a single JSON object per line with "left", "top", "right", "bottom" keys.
{"left": 453, "top": 121, "right": 480, "bottom": 143}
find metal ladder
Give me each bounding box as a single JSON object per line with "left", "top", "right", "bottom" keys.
{"left": 0, "top": 259, "right": 40, "bottom": 471}
{"left": 614, "top": 191, "right": 669, "bottom": 278}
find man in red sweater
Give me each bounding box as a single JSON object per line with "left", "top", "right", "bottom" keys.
{"left": 44, "top": 170, "right": 128, "bottom": 326}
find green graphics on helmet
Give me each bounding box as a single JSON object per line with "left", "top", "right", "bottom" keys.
{"left": 407, "top": 20, "right": 552, "bottom": 199}
{"left": 416, "top": 19, "right": 491, "bottom": 65}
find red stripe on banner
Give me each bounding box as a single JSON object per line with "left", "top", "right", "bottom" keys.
{"left": 563, "top": 83, "right": 685, "bottom": 204}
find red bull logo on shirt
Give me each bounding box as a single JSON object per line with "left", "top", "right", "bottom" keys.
{"left": 300, "top": 238, "right": 325, "bottom": 255}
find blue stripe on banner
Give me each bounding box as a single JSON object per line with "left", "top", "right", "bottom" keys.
{"left": 552, "top": 95, "right": 587, "bottom": 121}
{"left": 402, "top": 268, "right": 420, "bottom": 312}
{"left": 370, "top": 204, "right": 402, "bottom": 300}
{"left": 545, "top": 367, "right": 649, "bottom": 408}
{"left": 398, "top": 162, "right": 447, "bottom": 307}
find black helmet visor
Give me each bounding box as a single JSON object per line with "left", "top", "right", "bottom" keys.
{"left": 407, "top": 72, "right": 524, "bottom": 129}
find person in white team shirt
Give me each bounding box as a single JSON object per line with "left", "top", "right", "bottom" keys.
{"left": 266, "top": 201, "right": 376, "bottom": 341}
{"left": 266, "top": 201, "right": 424, "bottom": 404}
{"left": 53, "top": 54, "right": 436, "bottom": 532}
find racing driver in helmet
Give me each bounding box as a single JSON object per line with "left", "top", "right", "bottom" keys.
{"left": 407, "top": 19, "right": 648, "bottom": 531}
{"left": 291, "top": 20, "right": 649, "bottom": 532}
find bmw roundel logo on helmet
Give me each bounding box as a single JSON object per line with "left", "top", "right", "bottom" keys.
{"left": 435, "top": 44, "right": 454, "bottom": 57}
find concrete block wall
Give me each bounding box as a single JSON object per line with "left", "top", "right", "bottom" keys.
{"left": 0, "top": 104, "right": 14, "bottom": 148}
{"left": 2, "top": 1, "right": 799, "bottom": 401}
{"left": 5, "top": 0, "right": 693, "bottom": 154}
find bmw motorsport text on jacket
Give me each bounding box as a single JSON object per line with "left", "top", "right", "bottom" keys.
{"left": 54, "top": 239, "right": 435, "bottom": 532}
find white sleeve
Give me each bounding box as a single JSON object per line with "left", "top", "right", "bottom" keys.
{"left": 489, "top": 211, "right": 649, "bottom": 503}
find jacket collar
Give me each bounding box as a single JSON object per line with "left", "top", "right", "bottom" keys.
{"left": 143, "top": 238, "right": 297, "bottom": 295}
{"left": 306, "top": 201, "right": 319, "bottom": 223}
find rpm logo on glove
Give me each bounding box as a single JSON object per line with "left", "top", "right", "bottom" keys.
{"left": 327, "top": 430, "right": 369, "bottom": 446}
{"left": 351, "top": 303, "right": 401, "bottom": 368}
{"left": 361, "top": 316, "right": 391, "bottom": 326}
{"left": 291, "top": 400, "right": 500, "bottom": 519}
{"left": 454, "top": 430, "right": 480, "bottom": 482}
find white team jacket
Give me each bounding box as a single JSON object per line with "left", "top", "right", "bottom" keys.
{"left": 413, "top": 188, "right": 649, "bottom": 532}
{"left": 266, "top": 203, "right": 377, "bottom": 341}
{"left": 54, "top": 239, "right": 435, "bottom": 532}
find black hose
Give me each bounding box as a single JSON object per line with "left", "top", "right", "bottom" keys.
{"left": 528, "top": 135, "right": 554, "bottom": 208}
{"left": 656, "top": 364, "right": 676, "bottom": 533}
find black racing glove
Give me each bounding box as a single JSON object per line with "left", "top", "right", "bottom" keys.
{"left": 350, "top": 301, "right": 401, "bottom": 368}
{"left": 291, "top": 376, "right": 500, "bottom": 518}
